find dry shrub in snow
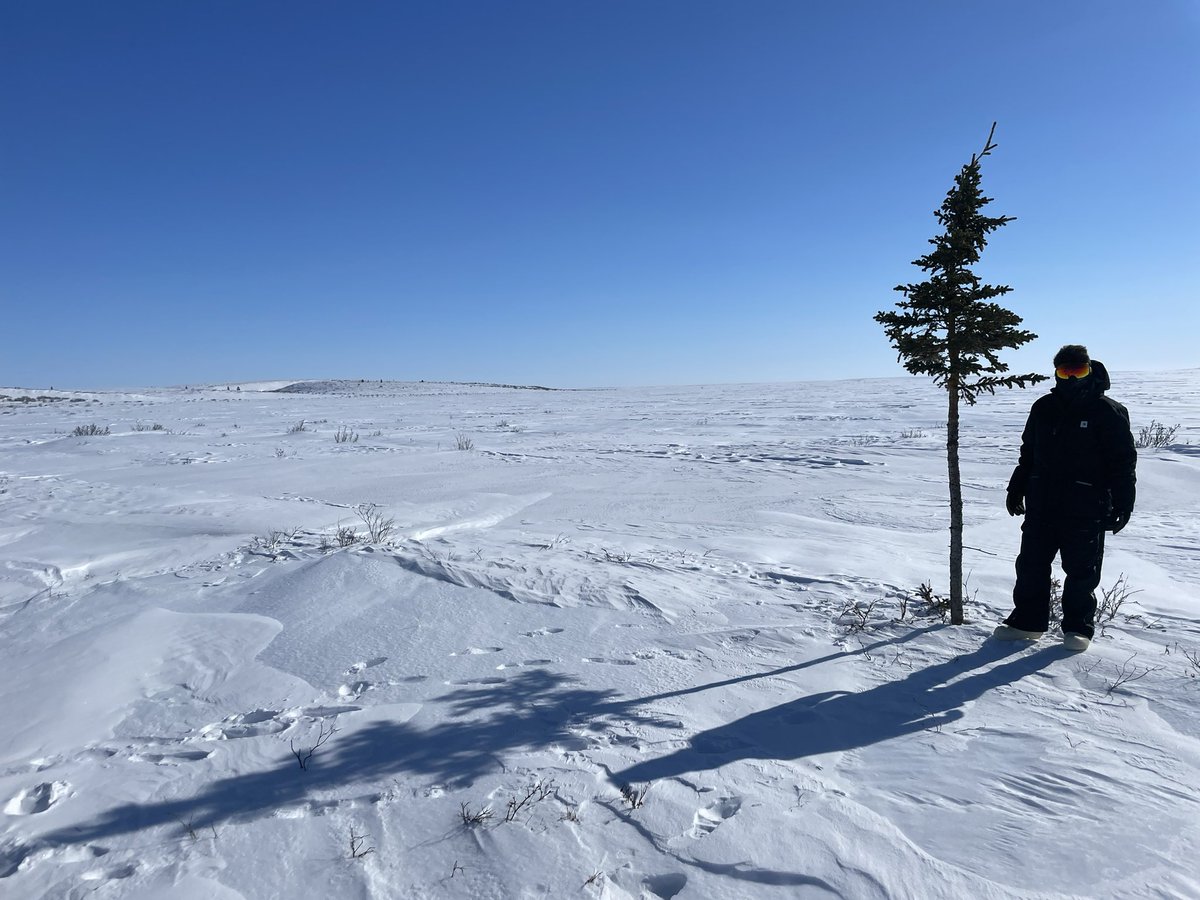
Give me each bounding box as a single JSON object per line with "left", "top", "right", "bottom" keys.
{"left": 459, "top": 802, "right": 494, "bottom": 827}
{"left": 355, "top": 503, "right": 395, "bottom": 543}
{"left": 1135, "top": 421, "right": 1180, "bottom": 449}
{"left": 913, "top": 582, "right": 951, "bottom": 622}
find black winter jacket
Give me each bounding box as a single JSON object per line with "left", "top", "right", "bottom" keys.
{"left": 1007, "top": 360, "right": 1137, "bottom": 526}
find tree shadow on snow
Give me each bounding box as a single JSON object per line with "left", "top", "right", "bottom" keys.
{"left": 37, "top": 667, "right": 670, "bottom": 846}
{"left": 39, "top": 630, "right": 1064, "bottom": 849}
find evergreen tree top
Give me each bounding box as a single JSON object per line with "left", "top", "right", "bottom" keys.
{"left": 875, "top": 123, "right": 1046, "bottom": 403}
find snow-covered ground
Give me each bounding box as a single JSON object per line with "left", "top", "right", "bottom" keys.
{"left": 1, "top": 373, "right": 1198, "bottom": 900}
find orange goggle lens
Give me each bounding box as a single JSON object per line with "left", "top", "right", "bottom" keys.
{"left": 1055, "top": 364, "right": 1091, "bottom": 380}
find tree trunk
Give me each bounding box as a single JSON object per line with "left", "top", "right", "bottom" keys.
{"left": 946, "top": 378, "right": 964, "bottom": 624}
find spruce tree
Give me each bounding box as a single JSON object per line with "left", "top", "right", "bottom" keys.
{"left": 875, "top": 123, "right": 1045, "bottom": 625}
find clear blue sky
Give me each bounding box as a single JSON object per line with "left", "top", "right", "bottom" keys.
{"left": 3, "top": 1, "right": 1197, "bottom": 389}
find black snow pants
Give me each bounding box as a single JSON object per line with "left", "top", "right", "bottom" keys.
{"left": 1007, "top": 516, "right": 1105, "bottom": 639}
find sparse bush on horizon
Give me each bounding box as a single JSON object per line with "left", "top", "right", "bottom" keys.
{"left": 287, "top": 419, "right": 307, "bottom": 434}
{"left": 254, "top": 527, "right": 300, "bottom": 554}
{"left": 72, "top": 423, "right": 110, "bottom": 436}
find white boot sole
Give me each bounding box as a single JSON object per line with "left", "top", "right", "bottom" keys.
{"left": 993, "top": 625, "right": 1044, "bottom": 641}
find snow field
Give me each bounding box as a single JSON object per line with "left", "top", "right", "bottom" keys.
{"left": 1, "top": 375, "right": 1199, "bottom": 898}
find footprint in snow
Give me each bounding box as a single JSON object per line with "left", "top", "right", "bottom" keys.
{"left": 199, "top": 709, "right": 288, "bottom": 740}
{"left": 49, "top": 844, "right": 109, "bottom": 864}
{"left": 521, "top": 627, "right": 564, "bottom": 637}
{"left": 296, "top": 705, "right": 360, "bottom": 719}
{"left": 338, "top": 681, "right": 372, "bottom": 698}
{"left": 128, "top": 749, "right": 211, "bottom": 765}
{"left": 198, "top": 705, "right": 358, "bottom": 740}
{"left": 81, "top": 863, "right": 137, "bottom": 881}
{"left": 583, "top": 657, "right": 637, "bottom": 666}
{"left": 0, "top": 842, "right": 30, "bottom": 878}
{"left": 450, "top": 647, "right": 502, "bottom": 656}
{"left": 4, "top": 781, "right": 70, "bottom": 816}
{"left": 644, "top": 873, "right": 688, "bottom": 899}
{"left": 689, "top": 796, "right": 742, "bottom": 838}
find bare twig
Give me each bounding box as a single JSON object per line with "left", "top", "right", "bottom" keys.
{"left": 290, "top": 721, "right": 338, "bottom": 771}
{"left": 1096, "top": 573, "right": 1141, "bottom": 634}
{"left": 619, "top": 783, "right": 648, "bottom": 810}
{"left": 1180, "top": 645, "right": 1200, "bottom": 676}
{"left": 349, "top": 829, "right": 375, "bottom": 859}
{"left": 504, "top": 778, "right": 557, "bottom": 823}
{"left": 971, "top": 121, "right": 1000, "bottom": 166}
{"left": 1106, "top": 653, "right": 1161, "bottom": 695}
{"left": 838, "top": 598, "right": 879, "bottom": 633}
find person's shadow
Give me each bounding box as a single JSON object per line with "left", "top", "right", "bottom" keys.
{"left": 615, "top": 637, "right": 1067, "bottom": 788}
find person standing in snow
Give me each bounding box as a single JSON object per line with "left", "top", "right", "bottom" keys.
{"left": 994, "top": 345, "right": 1137, "bottom": 651}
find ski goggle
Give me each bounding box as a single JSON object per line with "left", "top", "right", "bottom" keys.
{"left": 1055, "top": 363, "right": 1091, "bottom": 380}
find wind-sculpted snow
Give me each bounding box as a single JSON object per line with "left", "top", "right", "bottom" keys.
{"left": 0, "top": 374, "right": 1198, "bottom": 898}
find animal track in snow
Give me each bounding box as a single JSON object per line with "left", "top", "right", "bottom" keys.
{"left": 273, "top": 799, "right": 342, "bottom": 819}
{"left": 521, "top": 627, "right": 564, "bottom": 637}
{"left": 346, "top": 656, "right": 388, "bottom": 674}
{"left": 496, "top": 659, "right": 554, "bottom": 670}
{"left": 4, "top": 781, "right": 70, "bottom": 816}
{"left": 198, "top": 705, "right": 358, "bottom": 740}
{"left": 81, "top": 863, "right": 137, "bottom": 881}
{"left": 689, "top": 796, "right": 742, "bottom": 838}
{"left": 583, "top": 656, "right": 637, "bottom": 666}
{"left": 450, "top": 646, "right": 502, "bottom": 656}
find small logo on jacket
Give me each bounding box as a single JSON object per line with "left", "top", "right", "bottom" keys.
{"left": 1080, "top": 421, "right": 1088, "bottom": 428}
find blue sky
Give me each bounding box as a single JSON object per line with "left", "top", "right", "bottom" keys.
{"left": 3, "top": 1, "right": 1197, "bottom": 389}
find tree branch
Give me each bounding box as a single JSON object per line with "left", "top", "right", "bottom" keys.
{"left": 970, "top": 121, "right": 999, "bottom": 167}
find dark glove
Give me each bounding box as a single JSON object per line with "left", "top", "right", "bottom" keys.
{"left": 1006, "top": 491, "right": 1025, "bottom": 516}
{"left": 1108, "top": 483, "right": 1134, "bottom": 534}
